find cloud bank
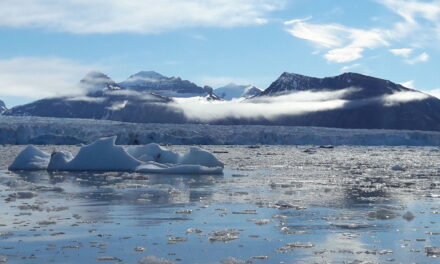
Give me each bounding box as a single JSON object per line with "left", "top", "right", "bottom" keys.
{"left": 0, "top": 0, "right": 285, "bottom": 34}
{"left": 0, "top": 57, "right": 99, "bottom": 98}
{"left": 172, "top": 88, "right": 431, "bottom": 121}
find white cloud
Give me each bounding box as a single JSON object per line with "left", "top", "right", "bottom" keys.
{"left": 425, "top": 88, "right": 440, "bottom": 99}
{"left": 66, "top": 96, "right": 107, "bottom": 103}
{"left": 173, "top": 89, "right": 352, "bottom": 121}
{"left": 390, "top": 48, "right": 413, "bottom": 57}
{"left": 285, "top": 0, "right": 440, "bottom": 63}
{"left": 172, "top": 88, "right": 431, "bottom": 121}
{"left": 340, "top": 63, "right": 362, "bottom": 72}
{"left": 324, "top": 47, "right": 364, "bottom": 63}
{"left": 400, "top": 80, "right": 415, "bottom": 88}
{"left": 284, "top": 19, "right": 388, "bottom": 63}
{"left": 382, "top": 91, "right": 429, "bottom": 106}
{"left": 405, "top": 52, "right": 430, "bottom": 64}
{"left": 378, "top": 0, "right": 440, "bottom": 23}
{"left": 0, "top": 0, "right": 285, "bottom": 34}
{"left": 284, "top": 19, "right": 346, "bottom": 48}
{"left": 0, "top": 57, "right": 100, "bottom": 98}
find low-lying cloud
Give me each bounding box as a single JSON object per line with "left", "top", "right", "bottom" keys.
{"left": 0, "top": 57, "right": 100, "bottom": 99}
{"left": 382, "top": 91, "right": 430, "bottom": 106}
{"left": 172, "top": 88, "right": 355, "bottom": 121}
{"left": 171, "top": 88, "right": 432, "bottom": 121}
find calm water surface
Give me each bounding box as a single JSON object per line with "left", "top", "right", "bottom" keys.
{"left": 0, "top": 145, "right": 439, "bottom": 263}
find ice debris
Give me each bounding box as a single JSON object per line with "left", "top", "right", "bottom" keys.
{"left": 9, "top": 136, "right": 223, "bottom": 174}
{"left": 426, "top": 246, "right": 440, "bottom": 258}
{"left": 208, "top": 229, "right": 240, "bottom": 242}
{"left": 138, "top": 256, "right": 173, "bottom": 264}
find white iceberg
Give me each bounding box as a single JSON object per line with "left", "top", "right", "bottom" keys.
{"left": 10, "top": 136, "right": 223, "bottom": 174}
{"left": 127, "top": 144, "right": 224, "bottom": 168}
{"left": 8, "top": 145, "right": 51, "bottom": 170}
{"left": 48, "top": 137, "right": 143, "bottom": 171}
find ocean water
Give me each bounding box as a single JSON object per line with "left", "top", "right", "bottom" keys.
{"left": 0, "top": 145, "right": 439, "bottom": 263}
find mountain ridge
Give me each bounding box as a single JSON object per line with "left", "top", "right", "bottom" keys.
{"left": 4, "top": 70, "right": 440, "bottom": 132}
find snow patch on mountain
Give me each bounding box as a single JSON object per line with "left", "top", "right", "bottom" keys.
{"left": 214, "top": 83, "right": 262, "bottom": 100}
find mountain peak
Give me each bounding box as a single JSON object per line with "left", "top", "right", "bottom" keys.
{"left": 131, "top": 71, "right": 166, "bottom": 80}
{"left": 80, "top": 71, "right": 112, "bottom": 84}
{"left": 119, "top": 71, "right": 205, "bottom": 96}
{"left": 261, "top": 72, "right": 412, "bottom": 98}
{"left": 80, "top": 71, "right": 121, "bottom": 93}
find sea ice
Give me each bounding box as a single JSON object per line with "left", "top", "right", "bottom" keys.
{"left": 10, "top": 136, "right": 223, "bottom": 174}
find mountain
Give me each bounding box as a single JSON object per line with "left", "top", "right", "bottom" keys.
{"left": 119, "top": 71, "right": 206, "bottom": 97}
{"left": 260, "top": 72, "right": 408, "bottom": 99}
{"left": 214, "top": 83, "right": 262, "bottom": 100}
{"left": 5, "top": 71, "right": 440, "bottom": 132}
{"left": 0, "top": 100, "right": 6, "bottom": 114}
{"left": 5, "top": 72, "right": 187, "bottom": 124}
{"left": 234, "top": 72, "right": 440, "bottom": 131}
{"left": 80, "top": 71, "right": 123, "bottom": 93}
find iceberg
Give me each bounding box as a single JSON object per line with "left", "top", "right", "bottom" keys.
{"left": 8, "top": 145, "right": 51, "bottom": 170}
{"left": 10, "top": 137, "right": 223, "bottom": 174}
{"left": 127, "top": 144, "right": 224, "bottom": 168}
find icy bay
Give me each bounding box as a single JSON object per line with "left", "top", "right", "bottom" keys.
{"left": 1, "top": 145, "right": 440, "bottom": 263}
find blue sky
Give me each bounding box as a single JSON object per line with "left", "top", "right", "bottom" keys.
{"left": 0, "top": 0, "right": 439, "bottom": 107}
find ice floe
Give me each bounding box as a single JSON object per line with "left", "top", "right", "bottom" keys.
{"left": 9, "top": 136, "right": 223, "bottom": 174}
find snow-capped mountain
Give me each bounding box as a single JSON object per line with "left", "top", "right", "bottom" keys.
{"left": 119, "top": 71, "right": 206, "bottom": 97}
{"left": 214, "top": 83, "right": 262, "bottom": 100}
{"left": 5, "top": 72, "right": 187, "bottom": 123}
{"left": 5, "top": 71, "right": 440, "bottom": 132}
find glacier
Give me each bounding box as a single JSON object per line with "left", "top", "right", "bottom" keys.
{"left": 2, "top": 116, "right": 440, "bottom": 146}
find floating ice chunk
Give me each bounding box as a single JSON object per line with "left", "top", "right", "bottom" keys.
{"left": 136, "top": 162, "right": 223, "bottom": 175}
{"left": 97, "top": 256, "right": 122, "bottom": 261}
{"left": 391, "top": 165, "right": 405, "bottom": 171}
{"left": 138, "top": 255, "right": 173, "bottom": 264}
{"left": 9, "top": 145, "right": 50, "bottom": 170}
{"left": 48, "top": 137, "right": 142, "bottom": 171}
{"left": 47, "top": 151, "right": 74, "bottom": 170}
{"left": 128, "top": 144, "right": 224, "bottom": 168}
{"left": 208, "top": 229, "right": 240, "bottom": 242}
{"left": 426, "top": 246, "right": 440, "bottom": 258}
{"left": 402, "top": 211, "right": 415, "bottom": 221}
{"left": 367, "top": 209, "right": 400, "bottom": 220}
{"left": 220, "top": 257, "right": 247, "bottom": 264}
{"left": 127, "top": 143, "right": 179, "bottom": 163}
{"left": 179, "top": 147, "right": 224, "bottom": 168}
{"left": 11, "top": 136, "right": 224, "bottom": 174}
{"left": 9, "top": 137, "right": 223, "bottom": 174}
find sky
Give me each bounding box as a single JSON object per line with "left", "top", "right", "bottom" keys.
{"left": 0, "top": 0, "right": 439, "bottom": 107}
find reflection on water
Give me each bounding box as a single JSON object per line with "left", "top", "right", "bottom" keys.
{"left": 0, "top": 145, "right": 440, "bottom": 263}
